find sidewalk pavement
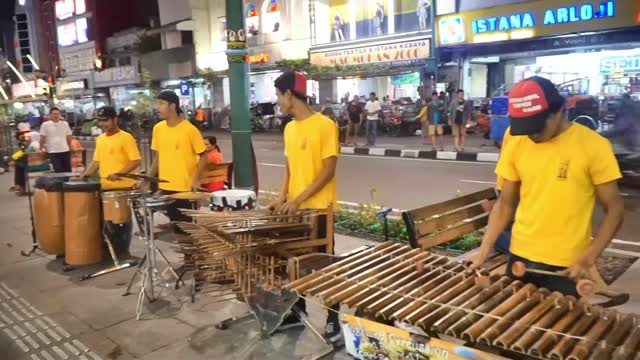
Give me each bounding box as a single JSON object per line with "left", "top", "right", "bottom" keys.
{"left": 0, "top": 173, "right": 376, "bottom": 360}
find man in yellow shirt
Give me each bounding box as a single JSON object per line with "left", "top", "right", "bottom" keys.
{"left": 150, "top": 90, "right": 208, "bottom": 230}
{"left": 268, "top": 71, "right": 341, "bottom": 340}
{"left": 471, "top": 77, "right": 624, "bottom": 296}
{"left": 78, "top": 106, "right": 141, "bottom": 256}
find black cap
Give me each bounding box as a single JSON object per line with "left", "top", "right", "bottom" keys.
{"left": 96, "top": 106, "right": 117, "bottom": 120}
{"left": 157, "top": 90, "right": 183, "bottom": 114}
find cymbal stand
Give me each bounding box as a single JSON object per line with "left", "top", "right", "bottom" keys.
{"left": 122, "top": 195, "right": 182, "bottom": 320}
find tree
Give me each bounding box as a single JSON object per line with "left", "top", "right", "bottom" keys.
{"left": 131, "top": 68, "right": 156, "bottom": 136}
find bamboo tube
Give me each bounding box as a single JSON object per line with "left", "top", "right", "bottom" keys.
{"left": 528, "top": 298, "right": 585, "bottom": 358}
{"left": 612, "top": 324, "right": 640, "bottom": 360}
{"left": 308, "top": 246, "right": 411, "bottom": 296}
{"left": 364, "top": 264, "right": 457, "bottom": 315}
{"left": 344, "top": 255, "right": 447, "bottom": 308}
{"left": 548, "top": 308, "right": 600, "bottom": 360}
{"left": 494, "top": 291, "right": 563, "bottom": 350}
{"left": 319, "top": 249, "right": 424, "bottom": 305}
{"left": 325, "top": 251, "right": 433, "bottom": 306}
{"left": 443, "top": 279, "right": 522, "bottom": 338}
{"left": 416, "top": 276, "right": 490, "bottom": 330}
{"left": 377, "top": 264, "right": 465, "bottom": 320}
{"left": 461, "top": 283, "right": 538, "bottom": 343}
{"left": 431, "top": 276, "right": 513, "bottom": 334}
{"left": 478, "top": 288, "right": 549, "bottom": 346}
{"left": 400, "top": 274, "right": 477, "bottom": 325}
{"left": 588, "top": 316, "right": 635, "bottom": 360}
{"left": 286, "top": 242, "right": 402, "bottom": 294}
{"left": 567, "top": 309, "right": 616, "bottom": 360}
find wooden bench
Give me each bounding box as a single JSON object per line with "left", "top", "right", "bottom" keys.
{"left": 402, "top": 187, "right": 497, "bottom": 251}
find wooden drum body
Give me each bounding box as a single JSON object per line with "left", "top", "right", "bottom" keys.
{"left": 33, "top": 174, "right": 72, "bottom": 255}
{"left": 102, "top": 190, "right": 131, "bottom": 224}
{"left": 63, "top": 181, "right": 102, "bottom": 265}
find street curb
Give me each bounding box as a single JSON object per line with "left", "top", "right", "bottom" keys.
{"left": 340, "top": 146, "right": 500, "bottom": 163}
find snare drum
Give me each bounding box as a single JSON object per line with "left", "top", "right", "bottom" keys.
{"left": 102, "top": 190, "right": 132, "bottom": 224}
{"left": 146, "top": 194, "right": 175, "bottom": 211}
{"left": 210, "top": 189, "right": 257, "bottom": 212}
{"left": 63, "top": 181, "right": 102, "bottom": 265}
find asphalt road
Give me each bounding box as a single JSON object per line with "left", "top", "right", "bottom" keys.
{"left": 81, "top": 132, "right": 640, "bottom": 242}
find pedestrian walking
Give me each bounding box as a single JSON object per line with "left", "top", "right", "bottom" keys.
{"left": 345, "top": 95, "right": 363, "bottom": 145}
{"left": 40, "top": 107, "right": 73, "bottom": 173}
{"left": 364, "top": 92, "right": 382, "bottom": 146}
{"left": 417, "top": 91, "right": 445, "bottom": 150}
{"left": 448, "top": 89, "right": 473, "bottom": 152}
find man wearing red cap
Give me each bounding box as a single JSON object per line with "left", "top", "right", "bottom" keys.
{"left": 269, "top": 71, "right": 341, "bottom": 341}
{"left": 470, "top": 76, "right": 624, "bottom": 296}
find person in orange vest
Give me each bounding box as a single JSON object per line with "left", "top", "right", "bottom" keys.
{"left": 202, "top": 136, "right": 226, "bottom": 192}
{"left": 70, "top": 136, "right": 84, "bottom": 171}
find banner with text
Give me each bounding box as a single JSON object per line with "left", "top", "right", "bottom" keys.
{"left": 310, "top": 39, "right": 430, "bottom": 67}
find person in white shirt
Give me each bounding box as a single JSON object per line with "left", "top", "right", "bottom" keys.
{"left": 40, "top": 107, "right": 73, "bottom": 173}
{"left": 364, "top": 92, "right": 382, "bottom": 146}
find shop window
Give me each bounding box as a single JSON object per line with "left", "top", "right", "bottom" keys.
{"left": 246, "top": 4, "right": 260, "bottom": 36}
{"left": 328, "top": 0, "right": 349, "bottom": 42}
{"left": 262, "top": 0, "right": 280, "bottom": 33}
{"left": 395, "top": 0, "right": 430, "bottom": 34}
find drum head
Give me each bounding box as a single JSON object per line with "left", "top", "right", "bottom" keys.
{"left": 34, "top": 173, "right": 74, "bottom": 191}
{"left": 169, "top": 192, "right": 210, "bottom": 201}
{"left": 146, "top": 195, "right": 175, "bottom": 208}
{"left": 102, "top": 190, "right": 132, "bottom": 198}
{"left": 63, "top": 181, "right": 101, "bottom": 192}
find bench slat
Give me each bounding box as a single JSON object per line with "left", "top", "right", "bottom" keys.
{"left": 416, "top": 214, "right": 489, "bottom": 250}
{"left": 415, "top": 204, "right": 487, "bottom": 237}
{"left": 408, "top": 188, "right": 497, "bottom": 221}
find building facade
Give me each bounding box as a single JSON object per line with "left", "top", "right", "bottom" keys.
{"left": 310, "top": 0, "right": 435, "bottom": 102}
{"left": 435, "top": 0, "right": 640, "bottom": 98}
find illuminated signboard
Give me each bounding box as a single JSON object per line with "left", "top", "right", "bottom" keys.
{"left": 436, "top": 0, "right": 640, "bottom": 46}
{"left": 247, "top": 53, "right": 269, "bottom": 65}
{"left": 600, "top": 54, "right": 640, "bottom": 74}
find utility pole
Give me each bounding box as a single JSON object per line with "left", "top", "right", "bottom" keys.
{"left": 225, "top": 0, "right": 254, "bottom": 189}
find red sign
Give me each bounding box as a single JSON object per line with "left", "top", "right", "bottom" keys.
{"left": 247, "top": 53, "right": 269, "bottom": 65}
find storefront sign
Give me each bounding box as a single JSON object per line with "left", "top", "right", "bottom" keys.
{"left": 436, "top": 0, "right": 640, "bottom": 46}
{"left": 59, "top": 42, "right": 96, "bottom": 73}
{"left": 11, "top": 80, "right": 48, "bottom": 99}
{"left": 600, "top": 54, "right": 640, "bottom": 74}
{"left": 340, "top": 314, "right": 504, "bottom": 360}
{"left": 180, "top": 81, "right": 190, "bottom": 96}
{"left": 247, "top": 53, "right": 269, "bottom": 65}
{"left": 59, "top": 80, "right": 86, "bottom": 92}
{"left": 310, "top": 40, "right": 430, "bottom": 67}
{"left": 94, "top": 65, "right": 139, "bottom": 88}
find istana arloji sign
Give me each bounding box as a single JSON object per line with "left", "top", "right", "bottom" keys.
{"left": 436, "top": 0, "right": 640, "bottom": 46}
{"left": 310, "top": 40, "right": 430, "bottom": 67}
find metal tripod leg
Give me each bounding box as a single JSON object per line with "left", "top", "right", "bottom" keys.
{"left": 123, "top": 254, "right": 147, "bottom": 296}
{"left": 82, "top": 226, "right": 138, "bottom": 281}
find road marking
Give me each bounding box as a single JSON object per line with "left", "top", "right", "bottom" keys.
{"left": 31, "top": 354, "right": 41, "bottom": 360}
{"left": 36, "top": 331, "right": 51, "bottom": 345}
{"left": 40, "top": 350, "right": 55, "bottom": 360}
{"left": 14, "top": 324, "right": 27, "bottom": 337}
{"left": 35, "top": 319, "right": 48, "bottom": 330}
{"left": 460, "top": 180, "right": 496, "bottom": 185}
{"left": 24, "top": 321, "right": 38, "bottom": 333}
{"left": 4, "top": 327, "right": 18, "bottom": 339}
{"left": 25, "top": 335, "right": 40, "bottom": 349}
{"left": 258, "top": 162, "right": 285, "bottom": 168}
{"left": 56, "top": 327, "right": 70, "bottom": 338}
{"left": 52, "top": 345, "right": 69, "bottom": 359}
{"left": 63, "top": 342, "right": 80, "bottom": 356}
{"left": 340, "top": 153, "right": 497, "bottom": 165}
{"left": 72, "top": 339, "right": 89, "bottom": 352}
{"left": 43, "top": 316, "right": 57, "bottom": 327}
{"left": 46, "top": 328, "right": 62, "bottom": 342}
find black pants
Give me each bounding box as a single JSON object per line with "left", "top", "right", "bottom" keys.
{"left": 295, "top": 214, "right": 340, "bottom": 325}
{"left": 507, "top": 253, "right": 578, "bottom": 297}
{"left": 103, "top": 221, "right": 132, "bottom": 256}
{"left": 160, "top": 190, "right": 194, "bottom": 223}
{"left": 49, "top": 152, "right": 71, "bottom": 173}
{"left": 14, "top": 165, "right": 26, "bottom": 189}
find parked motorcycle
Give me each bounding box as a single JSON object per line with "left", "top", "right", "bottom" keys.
{"left": 619, "top": 154, "right": 640, "bottom": 188}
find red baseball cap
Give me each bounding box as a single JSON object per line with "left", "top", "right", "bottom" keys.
{"left": 508, "top": 76, "right": 564, "bottom": 136}
{"left": 275, "top": 71, "right": 308, "bottom": 99}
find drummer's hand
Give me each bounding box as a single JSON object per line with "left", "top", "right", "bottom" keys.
{"left": 467, "top": 250, "right": 489, "bottom": 271}
{"left": 107, "top": 174, "right": 122, "bottom": 182}
{"left": 267, "top": 197, "right": 286, "bottom": 212}
{"left": 190, "top": 178, "right": 204, "bottom": 192}
{"left": 71, "top": 174, "right": 86, "bottom": 181}
{"left": 280, "top": 199, "right": 302, "bottom": 215}
{"left": 562, "top": 252, "right": 596, "bottom": 281}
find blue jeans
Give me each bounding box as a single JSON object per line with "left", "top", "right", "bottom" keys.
{"left": 367, "top": 120, "right": 378, "bottom": 146}
{"left": 506, "top": 254, "right": 578, "bottom": 297}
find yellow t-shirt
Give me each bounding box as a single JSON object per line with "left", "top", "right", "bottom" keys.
{"left": 496, "top": 123, "right": 621, "bottom": 266}
{"left": 94, "top": 131, "right": 141, "bottom": 190}
{"left": 151, "top": 120, "right": 206, "bottom": 192}
{"left": 284, "top": 113, "right": 339, "bottom": 209}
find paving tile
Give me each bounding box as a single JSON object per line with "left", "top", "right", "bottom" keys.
{"left": 100, "top": 317, "right": 194, "bottom": 358}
